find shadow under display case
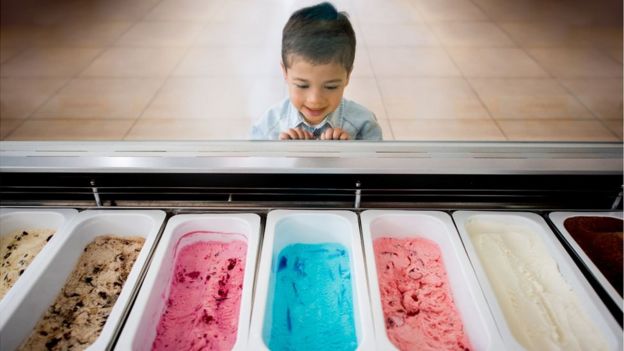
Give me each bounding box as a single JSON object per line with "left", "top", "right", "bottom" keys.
{"left": 0, "top": 141, "right": 622, "bottom": 351}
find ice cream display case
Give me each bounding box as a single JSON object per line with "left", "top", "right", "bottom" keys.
{"left": 0, "top": 140, "right": 622, "bottom": 351}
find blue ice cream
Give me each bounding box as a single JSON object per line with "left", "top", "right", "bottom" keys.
{"left": 266, "top": 243, "right": 357, "bottom": 351}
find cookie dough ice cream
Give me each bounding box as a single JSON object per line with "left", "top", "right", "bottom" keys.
{"left": 19, "top": 235, "right": 144, "bottom": 351}
{"left": 1, "top": 228, "right": 55, "bottom": 299}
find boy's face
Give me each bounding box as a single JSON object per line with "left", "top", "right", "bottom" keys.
{"left": 282, "top": 55, "right": 350, "bottom": 125}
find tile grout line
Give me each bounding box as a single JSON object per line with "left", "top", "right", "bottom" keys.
{"left": 415, "top": 0, "right": 509, "bottom": 141}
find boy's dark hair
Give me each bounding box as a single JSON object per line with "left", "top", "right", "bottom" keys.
{"left": 282, "top": 2, "right": 356, "bottom": 73}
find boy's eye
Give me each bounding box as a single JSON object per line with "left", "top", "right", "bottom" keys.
{"left": 295, "top": 84, "right": 309, "bottom": 89}
{"left": 325, "top": 86, "right": 338, "bottom": 90}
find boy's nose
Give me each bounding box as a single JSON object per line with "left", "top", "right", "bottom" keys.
{"left": 307, "top": 89, "right": 324, "bottom": 105}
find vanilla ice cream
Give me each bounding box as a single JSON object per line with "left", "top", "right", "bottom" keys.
{"left": 466, "top": 217, "right": 609, "bottom": 351}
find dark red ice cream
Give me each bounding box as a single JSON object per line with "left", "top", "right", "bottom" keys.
{"left": 564, "top": 216, "right": 623, "bottom": 296}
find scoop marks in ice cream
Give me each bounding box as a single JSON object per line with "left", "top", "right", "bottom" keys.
{"left": 373, "top": 237, "right": 472, "bottom": 351}
{"left": 152, "top": 236, "right": 247, "bottom": 351}
{"left": 564, "top": 216, "right": 623, "bottom": 296}
{"left": 1, "top": 228, "right": 55, "bottom": 299}
{"left": 19, "top": 235, "right": 145, "bottom": 351}
{"left": 267, "top": 243, "right": 357, "bottom": 351}
{"left": 467, "top": 217, "right": 609, "bottom": 351}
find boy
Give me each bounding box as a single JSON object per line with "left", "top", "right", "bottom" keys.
{"left": 251, "top": 2, "right": 383, "bottom": 140}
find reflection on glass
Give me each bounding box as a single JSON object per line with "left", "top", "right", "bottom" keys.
{"left": 0, "top": 0, "right": 621, "bottom": 142}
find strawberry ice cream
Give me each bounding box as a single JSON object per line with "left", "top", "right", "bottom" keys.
{"left": 152, "top": 234, "right": 247, "bottom": 351}
{"left": 373, "top": 237, "right": 472, "bottom": 351}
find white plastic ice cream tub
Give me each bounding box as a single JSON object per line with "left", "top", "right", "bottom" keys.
{"left": 548, "top": 211, "right": 623, "bottom": 311}
{"left": 248, "top": 210, "right": 375, "bottom": 351}
{"left": 453, "top": 211, "right": 622, "bottom": 351}
{"left": 360, "top": 210, "right": 505, "bottom": 351}
{"left": 0, "top": 208, "right": 77, "bottom": 310}
{"left": 116, "top": 213, "right": 261, "bottom": 351}
{"left": 0, "top": 209, "right": 166, "bottom": 351}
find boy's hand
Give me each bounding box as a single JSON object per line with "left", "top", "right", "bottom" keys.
{"left": 279, "top": 128, "right": 314, "bottom": 140}
{"left": 320, "top": 127, "right": 350, "bottom": 140}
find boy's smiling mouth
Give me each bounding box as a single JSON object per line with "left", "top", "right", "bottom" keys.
{"left": 303, "top": 106, "right": 327, "bottom": 120}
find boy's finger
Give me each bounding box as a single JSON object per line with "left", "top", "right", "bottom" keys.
{"left": 333, "top": 128, "right": 343, "bottom": 140}
{"left": 339, "top": 132, "right": 350, "bottom": 140}
{"left": 286, "top": 129, "right": 299, "bottom": 139}
{"left": 279, "top": 132, "right": 291, "bottom": 140}
{"left": 321, "top": 128, "right": 333, "bottom": 140}
{"left": 294, "top": 128, "right": 305, "bottom": 139}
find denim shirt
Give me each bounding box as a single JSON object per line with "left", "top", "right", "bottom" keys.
{"left": 250, "top": 97, "right": 383, "bottom": 140}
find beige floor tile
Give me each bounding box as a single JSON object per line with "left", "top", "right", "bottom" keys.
{"left": 603, "top": 119, "right": 623, "bottom": 139}
{"left": 414, "top": 0, "right": 487, "bottom": 21}
{"left": 195, "top": 22, "right": 281, "bottom": 48}
{"left": 497, "top": 22, "right": 592, "bottom": 48}
{"left": 344, "top": 77, "right": 387, "bottom": 120}
{"left": 360, "top": 23, "right": 438, "bottom": 47}
{"left": 473, "top": 0, "right": 591, "bottom": 24}
{"left": 469, "top": 78, "right": 592, "bottom": 120}
{"left": 34, "top": 78, "right": 163, "bottom": 119}
{"left": 350, "top": 47, "right": 375, "bottom": 78}
{"left": 0, "top": 47, "right": 23, "bottom": 64}
{"left": 378, "top": 77, "right": 489, "bottom": 119}
{"left": 1, "top": 2, "right": 68, "bottom": 26}
{"left": 62, "top": 0, "right": 160, "bottom": 22}
{"left": 115, "top": 21, "right": 204, "bottom": 47}
{"left": 212, "top": 0, "right": 288, "bottom": 26}
{"left": 126, "top": 118, "right": 251, "bottom": 140}
{"left": 377, "top": 119, "right": 394, "bottom": 140}
{"left": 431, "top": 22, "right": 515, "bottom": 47}
{"left": 449, "top": 48, "right": 548, "bottom": 77}
{"left": 603, "top": 47, "right": 623, "bottom": 63}
{"left": 36, "top": 21, "right": 132, "bottom": 47}
{"left": 142, "top": 77, "right": 285, "bottom": 120}
{"left": 559, "top": 78, "right": 623, "bottom": 120}
{"left": 369, "top": 48, "right": 460, "bottom": 77}
{"left": 354, "top": 0, "right": 423, "bottom": 24}
{"left": 0, "top": 25, "right": 47, "bottom": 48}
{"left": 0, "top": 119, "right": 23, "bottom": 139}
{"left": 174, "top": 47, "right": 282, "bottom": 77}
{"left": 498, "top": 119, "right": 618, "bottom": 141}
{"left": 145, "top": 0, "right": 219, "bottom": 21}
{"left": 6, "top": 119, "right": 134, "bottom": 140}
{"left": 528, "top": 48, "right": 622, "bottom": 78}
{"left": 391, "top": 119, "right": 505, "bottom": 140}
{"left": 0, "top": 48, "right": 102, "bottom": 77}
{"left": 81, "top": 47, "right": 186, "bottom": 77}
{"left": 575, "top": 26, "right": 623, "bottom": 49}
{"left": 1, "top": 78, "right": 68, "bottom": 119}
